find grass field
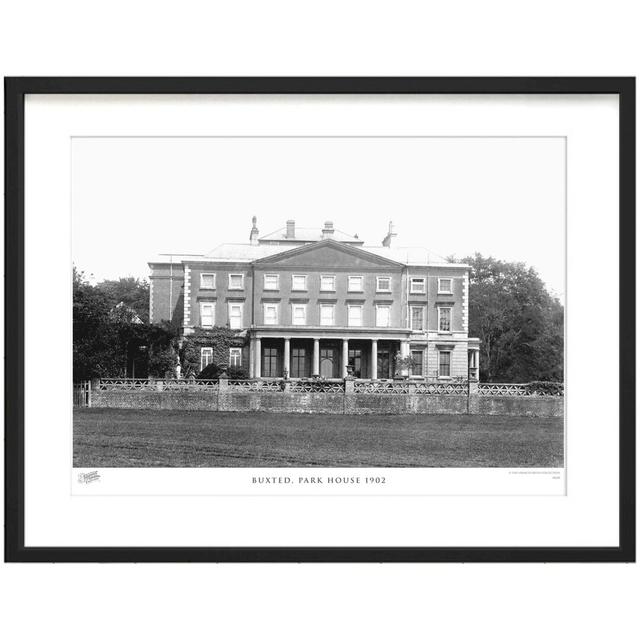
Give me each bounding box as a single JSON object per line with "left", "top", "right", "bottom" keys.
{"left": 73, "top": 409, "right": 564, "bottom": 468}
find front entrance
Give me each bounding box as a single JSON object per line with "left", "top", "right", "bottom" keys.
{"left": 320, "top": 346, "right": 339, "bottom": 378}
{"left": 377, "top": 347, "right": 393, "bottom": 379}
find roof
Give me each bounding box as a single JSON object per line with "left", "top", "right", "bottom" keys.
{"left": 258, "top": 226, "right": 363, "bottom": 244}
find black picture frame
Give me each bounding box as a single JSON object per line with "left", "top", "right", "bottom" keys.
{"left": 4, "top": 77, "right": 635, "bottom": 563}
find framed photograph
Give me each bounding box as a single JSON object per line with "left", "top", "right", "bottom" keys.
{"left": 5, "top": 77, "right": 635, "bottom": 562}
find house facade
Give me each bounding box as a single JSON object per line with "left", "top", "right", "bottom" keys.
{"left": 149, "top": 219, "right": 480, "bottom": 380}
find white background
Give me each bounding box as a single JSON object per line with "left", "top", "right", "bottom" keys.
{"left": 1, "top": 2, "right": 638, "bottom": 640}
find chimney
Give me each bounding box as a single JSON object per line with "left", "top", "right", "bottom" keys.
{"left": 322, "top": 220, "right": 335, "bottom": 240}
{"left": 382, "top": 221, "right": 397, "bottom": 247}
{"left": 285, "top": 219, "right": 296, "bottom": 239}
{"left": 249, "top": 216, "right": 259, "bottom": 246}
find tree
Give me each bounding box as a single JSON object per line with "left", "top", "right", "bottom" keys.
{"left": 73, "top": 268, "right": 176, "bottom": 380}
{"left": 97, "top": 277, "right": 150, "bottom": 323}
{"left": 463, "top": 254, "right": 564, "bottom": 382}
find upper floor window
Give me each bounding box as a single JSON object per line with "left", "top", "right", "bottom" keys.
{"left": 291, "top": 274, "right": 307, "bottom": 291}
{"left": 348, "top": 305, "right": 363, "bottom": 327}
{"left": 438, "top": 306, "right": 452, "bottom": 333}
{"left": 292, "top": 304, "right": 307, "bottom": 326}
{"left": 263, "top": 303, "right": 279, "bottom": 325}
{"left": 410, "top": 277, "right": 426, "bottom": 294}
{"left": 438, "top": 278, "right": 453, "bottom": 294}
{"left": 229, "top": 273, "right": 244, "bottom": 290}
{"left": 264, "top": 274, "right": 279, "bottom": 290}
{"left": 200, "top": 302, "right": 215, "bottom": 328}
{"left": 348, "top": 275, "right": 364, "bottom": 292}
{"left": 228, "top": 303, "right": 243, "bottom": 329}
{"left": 376, "top": 304, "right": 391, "bottom": 327}
{"left": 229, "top": 347, "right": 242, "bottom": 368}
{"left": 376, "top": 276, "right": 391, "bottom": 292}
{"left": 320, "top": 303, "right": 335, "bottom": 326}
{"left": 200, "top": 273, "right": 215, "bottom": 290}
{"left": 411, "top": 306, "right": 424, "bottom": 331}
{"left": 200, "top": 347, "right": 213, "bottom": 372}
{"left": 320, "top": 275, "right": 336, "bottom": 291}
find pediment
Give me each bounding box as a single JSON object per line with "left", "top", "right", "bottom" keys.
{"left": 254, "top": 239, "right": 403, "bottom": 269}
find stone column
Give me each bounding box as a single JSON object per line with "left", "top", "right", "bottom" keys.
{"left": 371, "top": 339, "right": 378, "bottom": 379}
{"left": 400, "top": 340, "right": 410, "bottom": 376}
{"left": 284, "top": 337, "right": 291, "bottom": 378}
{"left": 313, "top": 338, "right": 320, "bottom": 376}
{"left": 249, "top": 337, "right": 255, "bottom": 378}
{"left": 255, "top": 337, "right": 262, "bottom": 378}
{"left": 342, "top": 339, "right": 349, "bottom": 378}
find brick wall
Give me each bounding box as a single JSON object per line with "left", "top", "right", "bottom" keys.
{"left": 91, "top": 388, "right": 563, "bottom": 417}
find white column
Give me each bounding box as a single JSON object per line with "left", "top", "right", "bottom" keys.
{"left": 249, "top": 337, "right": 255, "bottom": 378}
{"left": 312, "top": 339, "right": 320, "bottom": 376}
{"left": 255, "top": 338, "right": 262, "bottom": 378}
{"left": 284, "top": 338, "right": 291, "bottom": 377}
{"left": 342, "top": 339, "right": 349, "bottom": 378}
{"left": 371, "top": 339, "right": 378, "bottom": 379}
{"left": 401, "top": 340, "right": 410, "bottom": 376}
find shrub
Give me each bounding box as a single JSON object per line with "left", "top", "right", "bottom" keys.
{"left": 525, "top": 381, "right": 564, "bottom": 396}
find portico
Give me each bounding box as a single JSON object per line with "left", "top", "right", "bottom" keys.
{"left": 249, "top": 329, "right": 412, "bottom": 380}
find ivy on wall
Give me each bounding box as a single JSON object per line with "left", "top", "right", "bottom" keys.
{"left": 180, "top": 327, "right": 249, "bottom": 378}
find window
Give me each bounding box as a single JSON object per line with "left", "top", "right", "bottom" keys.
{"left": 320, "top": 304, "right": 335, "bottom": 326}
{"left": 376, "top": 276, "right": 391, "bottom": 292}
{"left": 291, "top": 274, "right": 307, "bottom": 291}
{"left": 229, "top": 347, "right": 242, "bottom": 368}
{"left": 262, "top": 347, "right": 280, "bottom": 377}
{"left": 410, "top": 350, "right": 424, "bottom": 376}
{"left": 410, "top": 277, "right": 426, "bottom": 293}
{"left": 200, "top": 347, "right": 213, "bottom": 372}
{"left": 348, "top": 275, "right": 364, "bottom": 292}
{"left": 376, "top": 304, "right": 391, "bottom": 327}
{"left": 264, "top": 274, "right": 279, "bottom": 290}
{"left": 229, "top": 273, "right": 244, "bottom": 290}
{"left": 438, "top": 350, "right": 451, "bottom": 377}
{"left": 228, "top": 303, "right": 243, "bottom": 329}
{"left": 200, "top": 273, "right": 215, "bottom": 289}
{"left": 438, "top": 278, "right": 453, "bottom": 294}
{"left": 263, "top": 303, "right": 278, "bottom": 325}
{"left": 320, "top": 275, "right": 336, "bottom": 291}
{"left": 348, "top": 305, "right": 363, "bottom": 327}
{"left": 200, "top": 302, "right": 215, "bottom": 328}
{"left": 291, "top": 347, "right": 308, "bottom": 378}
{"left": 292, "top": 304, "right": 307, "bottom": 326}
{"left": 438, "top": 307, "right": 452, "bottom": 332}
{"left": 411, "top": 306, "right": 424, "bottom": 331}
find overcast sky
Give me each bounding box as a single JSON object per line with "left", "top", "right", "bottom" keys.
{"left": 72, "top": 136, "right": 565, "bottom": 300}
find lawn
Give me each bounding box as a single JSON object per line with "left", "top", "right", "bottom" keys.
{"left": 73, "top": 409, "right": 564, "bottom": 468}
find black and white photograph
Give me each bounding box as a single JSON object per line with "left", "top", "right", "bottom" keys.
{"left": 72, "top": 136, "right": 565, "bottom": 471}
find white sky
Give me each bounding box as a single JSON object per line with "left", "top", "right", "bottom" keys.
{"left": 72, "top": 136, "right": 565, "bottom": 299}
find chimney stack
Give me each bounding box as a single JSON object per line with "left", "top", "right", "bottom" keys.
{"left": 322, "top": 220, "right": 335, "bottom": 239}
{"left": 285, "top": 219, "right": 296, "bottom": 239}
{"left": 249, "top": 216, "right": 259, "bottom": 246}
{"left": 382, "top": 221, "right": 397, "bottom": 247}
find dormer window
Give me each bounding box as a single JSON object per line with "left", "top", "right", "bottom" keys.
{"left": 438, "top": 278, "right": 453, "bottom": 294}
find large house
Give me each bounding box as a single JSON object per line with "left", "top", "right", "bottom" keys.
{"left": 149, "top": 219, "right": 480, "bottom": 380}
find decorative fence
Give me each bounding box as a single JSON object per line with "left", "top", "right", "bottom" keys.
{"left": 83, "top": 377, "right": 563, "bottom": 416}
{"left": 87, "top": 378, "right": 563, "bottom": 396}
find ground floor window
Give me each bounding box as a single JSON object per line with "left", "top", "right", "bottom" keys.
{"left": 438, "top": 350, "right": 451, "bottom": 377}
{"left": 200, "top": 347, "right": 213, "bottom": 372}
{"left": 291, "top": 347, "right": 308, "bottom": 378}
{"left": 229, "top": 347, "right": 242, "bottom": 368}
{"left": 262, "top": 347, "right": 280, "bottom": 377}
{"left": 410, "top": 349, "right": 424, "bottom": 376}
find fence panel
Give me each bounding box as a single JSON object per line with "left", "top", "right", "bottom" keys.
{"left": 73, "top": 381, "right": 90, "bottom": 407}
